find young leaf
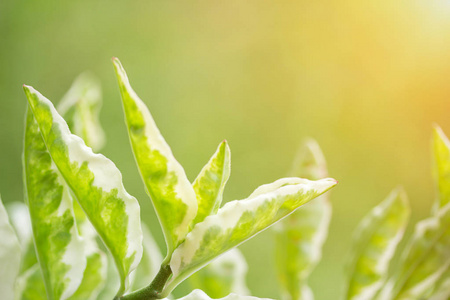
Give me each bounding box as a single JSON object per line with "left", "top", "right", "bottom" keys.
{"left": 57, "top": 72, "right": 105, "bottom": 152}
{"left": 274, "top": 139, "right": 331, "bottom": 300}
{"left": 344, "top": 188, "right": 410, "bottom": 300}
{"left": 189, "top": 248, "right": 250, "bottom": 298}
{"left": 24, "top": 108, "right": 86, "bottom": 299}
{"left": 0, "top": 195, "right": 21, "bottom": 300}
{"left": 175, "top": 289, "right": 272, "bottom": 300}
{"left": 432, "top": 125, "right": 450, "bottom": 209}
{"left": 23, "top": 85, "right": 143, "bottom": 297}
{"left": 15, "top": 265, "right": 47, "bottom": 300}
{"left": 166, "top": 178, "right": 337, "bottom": 296}
{"left": 112, "top": 57, "right": 197, "bottom": 257}
{"left": 389, "top": 202, "right": 450, "bottom": 299}
{"left": 191, "top": 140, "right": 231, "bottom": 227}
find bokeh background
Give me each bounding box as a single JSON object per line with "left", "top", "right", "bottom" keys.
{"left": 2, "top": 1, "right": 450, "bottom": 299}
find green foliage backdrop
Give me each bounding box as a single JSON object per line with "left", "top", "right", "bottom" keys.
{"left": 2, "top": 1, "right": 450, "bottom": 299}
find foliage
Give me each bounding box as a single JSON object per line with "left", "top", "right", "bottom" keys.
{"left": 0, "top": 58, "right": 336, "bottom": 300}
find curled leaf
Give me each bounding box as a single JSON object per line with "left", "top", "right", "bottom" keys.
{"left": 23, "top": 85, "right": 143, "bottom": 297}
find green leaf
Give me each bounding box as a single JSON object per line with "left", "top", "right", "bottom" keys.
{"left": 112, "top": 58, "right": 197, "bottom": 257}
{"left": 344, "top": 188, "right": 410, "bottom": 300}
{"left": 0, "top": 195, "right": 21, "bottom": 300}
{"left": 191, "top": 140, "right": 231, "bottom": 227}
{"left": 15, "top": 265, "right": 47, "bottom": 300}
{"left": 130, "top": 224, "right": 163, "bottom": 291}
{"left": 433, "top": 125, "right": 450, "bottom": 209}
{"left": 274, "top": 139, "right": 331, "bottom": 300}
{"left": 174, "top": 289, "right": 273, "bottom": 300}
{"left": 57, "top": 72, "right": 105, "bottom": 152}
{"left": 166, "top": 178, "right": 337, "bottom": 296}
{"left": 97, "top": 254, "right": 120, "bottom": 300}
{"left": 24, "top": 108, "right": 87, "bottom": 299}
{"left": 389, "top": 202, "right": 450, "bottom": 299}
{"left": 68, "top": 250, "right": 107, "bottom": 300}
{"left": 189, "top": 248, "right": 249, "bottom": 298}
{"left": 23, "top": 85, "right": 143, "bottom": 297}
{"left": 428, "top": 267, "right": 450, "bottom": 300}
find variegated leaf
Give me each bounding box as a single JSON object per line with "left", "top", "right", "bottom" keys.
{"left": 174, "top": 289, "right": 272, "bottom": 300}
{"left": 166, "top": 178, "right": 337, "bottom": 296}
{"left": 113, "top": 58, "right": 197, "bottom": 258}
{"left": 23, "top": 85, "right": 143, "bottom": 297}
{"left": 191, "top": 140, "right": 231, "bottom": 228}
{"left": 433, "top": 125, "right": 450, "bottom": 209}
{"left": 344, "top": 188, "right": 410, "bottom": 300}
{"left": 130, "top": 224, "right": 163, "bottom": 291}
{"left": 24, "top": 108, "right": 86, "bottom": 299}
{"left": 189, "top": 248, "right": 250, "bottom": 298}
{"left": 0, "top": 195, "right": 21, "bottom": 300}
{"left": 97, "top": 254, "right": 120, "bottom": 300}
{"left": 15, "top": 265, "right": 47, "bottom": 300}
{"left": 274, "top": 139, "right": 331, "bottom": 300}
{"left": 57, "top": 72, "right": 105, "bottom": 152}
{"left": 389, "top": 202, "right": 450, "bottom": 299}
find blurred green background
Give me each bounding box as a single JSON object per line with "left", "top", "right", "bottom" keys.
{"left": 2, "top": 1, "right": 450, "bottom": 299}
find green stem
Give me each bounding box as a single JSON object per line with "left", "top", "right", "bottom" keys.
{"left": 119, "top": 264, "right": 172, "bottom": 300}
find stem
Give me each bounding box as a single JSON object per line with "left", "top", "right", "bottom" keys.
{"left": 119, "top": 264, "right": 172, "bottom": 300}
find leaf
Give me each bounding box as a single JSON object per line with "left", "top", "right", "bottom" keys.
{"left": 97, "top": 254, "right": 120, "bottom": 300}
{"left": 15, "top": 265, "right": 47, "bottom": 300}
{"left": 191, "top": 140, "right": 231, "bottom": 227}
{"left": 274, "top": 139, "right": 331, "bottom": 300}
{"left": 130, "top": 224, "right": 163, "bottom": 291}
{"left": 24, "top": 108, "right": 87, "bottom": 300}
{"left": 428, "top": 267, "right": 450, "bottom": 300}
{"left": 113, "top": 58, "right": 197, "bottom": 257}
{"left": 0, "top": 195, "right": 21, "bottom": 300}
{"left": 23, "top": 85, "right": 143, "bottom": 297}
{"left": 432, "top": 125, "right": 450, "bottom": 209}
{"left": 389, "top": 202, "right": 450, "bottom": 299}
{"left": 174, "top": 289, "right": 273, "bottom": 300}
{"left": 57, "top": 72, "right": 105, "bottom": 152}
{"left": 6, "top": 202, "right": 37, "bottom": 274}
{"left": 189, "top": 248, "right": 250, "bottom": 298}
{"left": 344, "top": 188, "right": 410, "bottom": 300}
{"left": 166, "top": 178, "right": 337, "bottom": 296}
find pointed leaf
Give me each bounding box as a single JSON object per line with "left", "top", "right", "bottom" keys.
{"left": 23, "top": 85, "right": 143, "bottom": 296}
{"left": 0, "top": 195, "right": 21, "bottom": 300}
{"left": 389, "top": 202, "right": 450, "bottom": 299}
{"left": 189, "top": 248, "right": 250, "bottom": 298}
{"left": 275, "top": 139, "right": 331, "bottom": 300}
{"left": 24, "top": 108, "right": 87, "bottom": 299}
{"left": 192, "top": 140, "right": 231, "bottom": 227}
{"left": 15, "top": 265, "right": 47, "bottom": 300}
{"left": 57, "top": 72, "right": 105, "bottom": 151}
{"left": 113, "top": 58, "right": 197, "bottom": 257}
{"left": 344, "top": 188, "right": 410, "bottom": 300}
{"left": 174, "top": 289, "right": 273, "bottom": 300}
{"left": 166, "top": 178, "right": 337, "bottom": 296}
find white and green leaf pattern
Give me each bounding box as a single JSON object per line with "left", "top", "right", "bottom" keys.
{"left": 24, "top": 108, "right": 87, "bottom": 300}
{"left": 15, "top": 265, "right": 47, "bottom": 300}
{"left": 57, "top": 72, "right": 105, "bottom": 152}
{"left": 389, "top": 203, "right": 450, "bottom": 299}
{"left": 0, "top": 195, "right": 21, "bottom": 300}
{"left": 166, "top": 178, "right": 337, "bottom": 296}
{"left": 191, "top": 140, "right": 231, "bottom": 228}
{"left": 189, "top": 248, "right": 250, "bottom": 298}
{"left": 113, "top": 58, "right": 198, "bottom": 258}
{"left": 433, "top": 125, "right": 450, "bottom": 209}
{"left": 274, "top": 139, "right": 331, "bottom": 300}
{"left": 344, "top": 188, "right": 410, "bottom": 300}
{"left": 23, "top": 85, "right": 143, "bottom": 297}
{"left": 174, "top": 289, "right": 272, "bottom": 300}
